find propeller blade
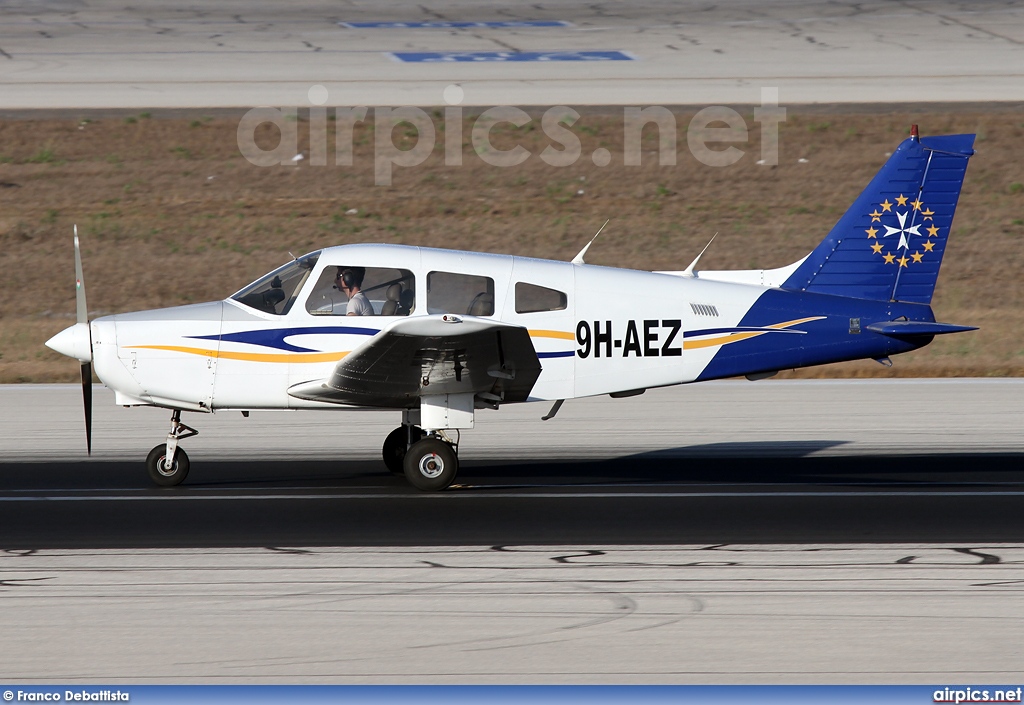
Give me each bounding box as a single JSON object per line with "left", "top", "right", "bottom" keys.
{"left": 74, "top": 225, "right": 89, "bottom": 328}
{"left": 74, "top": 226, "right": 94, "bottom": 455}
{"left": 81, "top": 361, "right": 93, "bottom": 455}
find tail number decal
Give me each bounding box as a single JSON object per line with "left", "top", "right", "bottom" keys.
{"left": 576, "top": 320, "right": 681, "bottom": 359}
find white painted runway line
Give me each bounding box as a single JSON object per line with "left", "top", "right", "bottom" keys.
{"left": 4, "top": 490, "right": 1024, "bottom": 501}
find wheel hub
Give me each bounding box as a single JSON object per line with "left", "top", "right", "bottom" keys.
{"left": 418, "top": 453, "right": 444, "bottom": 478}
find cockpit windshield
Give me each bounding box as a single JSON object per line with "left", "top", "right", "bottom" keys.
{"left": 231, "top": 251, "right": 321, "bottom": 315}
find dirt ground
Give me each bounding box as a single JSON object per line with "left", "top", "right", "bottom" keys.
{"left": 1, "top": 106, "right": 1022, "bottom": 383}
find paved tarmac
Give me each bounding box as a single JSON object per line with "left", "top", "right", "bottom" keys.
{"left": 3, "top": 381, "right": 1024, "bottom": 681}
{"left": 2, "top": 1, "right": 1023, "bottom": 108}
{"left": 6, "top": 379, "right": 1024, "bottom": 465}
{"left": 2, "top": 545, "right": 1023, "bottom": 683}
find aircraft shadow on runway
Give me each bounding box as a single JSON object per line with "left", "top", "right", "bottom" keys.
{"left": 3, "top": 448, "right": 1024, "bottom": 548}
{"left": 461, "top": 445, "right": 1024, "bottom": 489}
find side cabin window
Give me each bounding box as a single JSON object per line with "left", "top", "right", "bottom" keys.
{"left": 305, "top": 266, "right": 415, "bottom": 316}
{"left": 231, "top": 252, "right": 320, "bottom": 315}
{"left": 515, "top": 282, "right": 567, "bottom": 314}
{"left": 427, "top": 271, "right": 494, "bottom": 316}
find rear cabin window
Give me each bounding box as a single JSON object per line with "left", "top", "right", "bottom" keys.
{"left": 427, "top": 271, "right": 494, "bottom": 316}
{"left": 515, "top": 282, "right": 567, "bottom": 314}
{"left": 305, "top": 266, "right": 415, "bottom": 316}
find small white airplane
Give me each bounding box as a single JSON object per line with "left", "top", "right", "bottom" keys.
{"left": 47, "top": 127, "right": 976, "bottom": 491}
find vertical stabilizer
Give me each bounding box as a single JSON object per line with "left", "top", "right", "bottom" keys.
{"left": 782, "top": 132, "right": 975, "bottom": 304}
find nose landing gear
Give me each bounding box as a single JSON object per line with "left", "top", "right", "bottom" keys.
{"left": 146, "top": 410, "right": 197, "bottom": 487}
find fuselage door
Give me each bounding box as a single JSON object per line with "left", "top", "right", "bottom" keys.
{"left": 504, "top": 257, "right": 576, "bottom": 401}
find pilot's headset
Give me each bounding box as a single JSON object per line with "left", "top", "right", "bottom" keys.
{"left": 336, "top": 268, "right": 360, "bottom": 290}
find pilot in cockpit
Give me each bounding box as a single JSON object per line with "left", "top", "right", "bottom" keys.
{"left": 336, "top": 267, "right": 373, "bottom": 316}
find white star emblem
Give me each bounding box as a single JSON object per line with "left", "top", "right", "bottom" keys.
{"left": 883, "top": 210, "right": 923, "bottom": 250}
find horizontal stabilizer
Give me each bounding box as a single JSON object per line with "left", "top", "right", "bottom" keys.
{"left": 866, "top": 321, "right": 977, "bottom": 337}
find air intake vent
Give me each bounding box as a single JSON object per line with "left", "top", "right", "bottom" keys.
{"left": 690, "top": 303, "right": 719, "bottom": 317}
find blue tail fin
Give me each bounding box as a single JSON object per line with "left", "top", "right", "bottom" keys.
{"left": 782, "top": 131, "right": 975, "bottom": 304}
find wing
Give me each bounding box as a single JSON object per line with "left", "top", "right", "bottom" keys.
{"left": 288, "top": 315, "right": 542, "bottom": 408}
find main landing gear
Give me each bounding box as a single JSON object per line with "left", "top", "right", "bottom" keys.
{"left": 382, "top": 424, "right": 460, "bottom": 492}
{"left": 382, "top": 424, "right": 425, "bottom": 475}
{"left": 146, "top": 410, "right": 197, "bottom": 487}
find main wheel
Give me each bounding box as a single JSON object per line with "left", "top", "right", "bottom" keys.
{"left": 382, "top": 425, "right": 425, "bottom": 475}
{"left": 146, "top": 445, "right": 190, "bottom": 487}
{"left": 403, "top": 437, "right": 458, "bottom": 492}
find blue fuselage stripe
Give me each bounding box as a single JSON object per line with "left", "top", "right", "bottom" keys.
{"left": 189, "top": 326, "right": 379, "bottom": 353}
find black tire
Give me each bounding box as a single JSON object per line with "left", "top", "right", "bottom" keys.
{"left": 403, "top": 437, "right": 458, "bottom": 492}
{"left": 382, "top": 425, "right": 424, "bottom": 475}
{"left": 146, "top": 444, "right": 190, "bottom": 487}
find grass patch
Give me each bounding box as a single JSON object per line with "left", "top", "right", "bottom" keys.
{"left": 4, "top": 110, "right": 1024, "bottom": 382}
{"left": 24, "top": 146, "right": 57, "bottom": 164}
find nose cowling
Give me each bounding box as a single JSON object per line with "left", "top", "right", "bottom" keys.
{"left": 45, "top": 322, "right": 92, "bottom": 362}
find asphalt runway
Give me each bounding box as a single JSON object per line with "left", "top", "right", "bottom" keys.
{"left": 2, "top": 1, "right": 1023, "bottom": 108}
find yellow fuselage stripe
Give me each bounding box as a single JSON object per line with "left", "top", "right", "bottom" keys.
{"left": 684, "top": 331, "right": 763, "bottom": 349}
{"left": 126, "top": 345, "right": 349, "bottom": 364}
{"left": 683, "top": 316, "right": 826, "bottom": 350}
{"left": 528, "top": 329, "right": 576, "bottom": 341}
{"left": 766, "top": 316, "right": 826, "bottom": 329}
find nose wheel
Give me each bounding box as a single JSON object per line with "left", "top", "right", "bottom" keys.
{"left": 147, "top": 444, "right": 190, "bottom": 486}
{"left": 146, "top": 409, "right": 197, "bottom": 487}
{"left": 403, "top": 437, "right": 458, "bottom": 492}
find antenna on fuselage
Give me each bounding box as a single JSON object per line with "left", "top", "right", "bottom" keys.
{"left": 682, "top": 232, "right": 718, "bottom": 277}
{"left": 571, "top": 219, "right": 610, "bottom": 265}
